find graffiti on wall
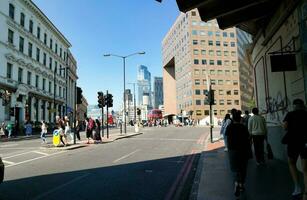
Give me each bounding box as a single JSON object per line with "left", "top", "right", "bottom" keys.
{"left": 265, "top": 91, "right": 289, "bottom": 123}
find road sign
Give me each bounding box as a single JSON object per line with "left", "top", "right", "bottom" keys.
{"left": 53, "top": 129, "right": 61, "bottom": 146}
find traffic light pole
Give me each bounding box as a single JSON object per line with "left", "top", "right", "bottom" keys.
{"left": 209, "top": 84, "right": 213, "bottom": 143}
{"left": 106, "top": 90, "right": 109, "bottom": 139}
{"left": 101, "top": 105, "right": 104, "bottom": 137}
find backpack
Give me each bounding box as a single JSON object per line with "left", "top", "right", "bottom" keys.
{"left": 88, "top": 119, "right": 95, "bottom": 130}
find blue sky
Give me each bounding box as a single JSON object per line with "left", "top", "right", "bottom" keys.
{"left": 33, "top": 0, "right": 179, "bottom": 110}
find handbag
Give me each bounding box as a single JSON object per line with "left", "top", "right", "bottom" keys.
{"left": 266, "top": 142, "right": 274, "bottom": 160}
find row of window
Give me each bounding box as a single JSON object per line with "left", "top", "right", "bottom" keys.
{"left": 6, "top": 63, "right": 65, "bottom": 97}
{"left": 8, "top": 29, "right": 65, "bottom": 77}
{"left": 194, "top": 79, "right": 239, "bottom": 86}
{"left": 9, "top": 3, "right": 67, "bottom": 61}
{"left": 192, "top": 39, "right": 236, "bottom": 47}
{"left": 193, "top": 48, "right": 236, "bottom": 57}
{"left": 193, "top": 59, "right": 237, "bottom": 66}
{"left": 195, "top": 99, "right": 240, "bottom": 106}
{"left": 194, "top": 69, "right": 238, "bottom": 76}
{"left": 190, "top": 26, "right": 235, "bottom": 38}
{"left": 194, "top": 109, "right": 234, "bottom": 116}
{"left": 194, "top": 89, "right": 239, "bottom": 95}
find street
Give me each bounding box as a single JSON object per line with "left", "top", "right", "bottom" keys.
{"left": 0, "top": 126, "right": 209, "bottom": 200}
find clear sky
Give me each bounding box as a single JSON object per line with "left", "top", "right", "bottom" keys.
{"left": 32, "top": 0, "right": 180, "bottom": 110}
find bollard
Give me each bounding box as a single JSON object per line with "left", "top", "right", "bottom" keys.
{"left": 120, "top": 123, "right": 122, "bottom": 134}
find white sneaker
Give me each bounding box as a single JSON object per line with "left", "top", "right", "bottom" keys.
{"left": 292, "top": 187, "right": 302, "bottom": 196}
{"left": 224, "top": 148, "right": 228, "bottom": 152}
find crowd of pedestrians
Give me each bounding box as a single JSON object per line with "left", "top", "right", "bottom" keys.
{"left": 221, "top": 98, "right": 307, "bottom": 199}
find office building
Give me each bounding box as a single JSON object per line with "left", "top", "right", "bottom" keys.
{"left": 153, "top": 77, "right": 163, "bottom": 109}
{"left": 137, "top": 65, "right": 152, "bottom": 107}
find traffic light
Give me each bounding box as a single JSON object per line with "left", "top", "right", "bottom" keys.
{"left": 107, "top": 94, "right": 113, "bottom": 107}
{"left": 137, "top": 108, "right": 141, "bottom": 115}
{"left": 204, "top": 90, "right": 209, "bottom": 105}
{"left": 97, "top": 92, "right": 104, "bottom": 108}
{"left": 77, "top": 87, "right": 83, "bottom": 104}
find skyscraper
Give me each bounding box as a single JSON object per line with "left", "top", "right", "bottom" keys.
{"left": 137, "top": 65, "right": 152, "bottom": 107}
{"left": 162, "top": 10, "right": 253, "bottom": 120}
{"left": 153, "top": 77, "right": 163, "bottom": 109}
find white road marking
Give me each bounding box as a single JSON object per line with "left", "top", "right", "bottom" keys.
{"left": 32, "top": 173, "right": 89, "bottom": 200}
{"left": 0, "top": 144, "right": 18, "bottom": 147}
{"left": 6, "top": 151, "right": 64, "bottom": 168}
{"left": 3, "top": 151, "right": 33, "bottom": 159}
{"left": 2, "top": 160, "right": 16, "bottom": 165}
{"left": 113, "top": 149, "right": 140, "bottom": 163}
{"left": 130, "top": 138, "right": 198, "bottom": 142}
{"left": 32, "top": 151, "right": 49, "bottom": 156}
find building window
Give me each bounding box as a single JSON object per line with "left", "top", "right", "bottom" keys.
{"left": 196, "top": 100, "right": 201, "bottom": 105}
{"left": 215, "top": 31, "right": 220, "bottom": 37}
{"left": 35, "top": 75, "right": 39, "bottom": 88}
{"left": 227, "top": 100, "right": 232, "bottom": 105}
{"left": 36, "top": 48, "right": 40, "bottom": 62}
{"left": 231, "top": 51, "right": 236, "bottom": 57}
{"left": 226, "top": 90, "right": 231, "bottom": 95}
{"left": 225, "top": 70, "right": 230, "bottom": 75}
{"left": 37, "top": 27, "right": 41, "bottom": 39}
{"left": 208, "top": 40, "right": 213, "bottom": 46}
{"left": 60, "top": 48, "right": 62, "bottom": 58}
{"left": 200, "top": 31, "right": 205, "bottom": 36}
{"left": 209, "top": 60, "right": 214, "bottom": 65}
{"left": 194, "top": 59, "right": 199, "bottom": 65}
{"left": 234, "top": 100, "right": 239, "bottom": 105}
{"left": 201, "top": 50, "right": 206, "bottom": 55}
{"left": 211, "top": 79, "right": 216, "bottom": 85}
{"left": 55, "top": 61, "right": 58, "bottom": 72}
{"left": 218, "top": 80, "right": 223, "bottom": 85}
{"left": 8, "top": 29, "right": 14, "bottom": 44}
{"left": 49, "top": 81, "right": 52, "bottom": 93}
{"left": 194, "top": 69, "right": 200, "bottom": 75}
{"left": 29, "top": 20, "right": 33, "bottom": 34}
{"left": 50, "top": 38, "right": 53, "bottom": 49}
{"left": 232, "top": 70, "right": 238, "bottom": 75}
{"left": 219, "top": 100, "right": 224, "bottom": 105}
{"left": 43, "top": 53, "right": 46, "bottom": 66}
{"left": 208, "top": 31, "right": 213, "bottom": 36}
{"left": 27, "top": 71, "right": 31, "bottom": 85}
{"left": 210, "top": 70, "right": 215, "bottom": 75}
{"left": 216, "top": 50, "right": 221, "bottom": 56}
{"left": 224, "top": 51, "right": 229, "bottom": 56}
{"left": 220, "top": 110, "right": 225, "bottom": 116}
{"left": 28, "top": 42, "right": 33, "bottom": 58}
{"left": 225, "top": 60, "right": 230, "bottom": 66}
{"left": 216, "top": 41, "right": 220, "bottom": 46}
{"left": 195, "top": 79, "right": 200, "bottom": 85}
{"left": 55, "top": 43, "right": 58, "bottom": 54}
{"left": 20, "top": 12, "right": 25, "bottom": 27}
{"left": 204, "top": 110, "right": 209, "bottom": 115}
{"left": 7, "top": 63, "right": 12, "bottom": 79}
{"left": 195, "top": 89, "right": 201, "bottom": 95}
{"left": 233, "top": 80, "right": 238, "bottom": 85}
{"left": 18, "top": 68, "right": 23, "bottom": 83}
{"left": 201, "top": 59, "right": 207, "bottom": 65}
{"left": 219, "top": 90, "right": 224, "bottom": 95}
{"left": 42, "top": 78, "right": 46, "bottom": 91}
{"left": 234, "top": 90, "right": 239, "bottom": 95}
{"left": 44, "top": 33, "right": 47, "bottom": 45}
{"left": 59, "top": 86, "right": 62, "bottom": 97}
{"left": 192, "top": 30, "right": 198, "bottom": 35}
{"left": 223, "top": 32, "right": 227, "bottom": 37}
{"left": 200, "top": 40, "right": 205, "bottom": 45}
{"left": 9, "top": 4, "right": 15, "bottom": 20}
{"left": 232, "top": 61, "right": 237, "bottom": 66}
{"left": 230, "top": 32, "right": 235, "bottom": 38}
{"left": 19, "top": 37, "right": 24, "bottom": 53}
{"left": 192, "top": 20, "right": 197, "bottom": 26}
{"left": 193, "top": 49, "right": 199, "bottom": 55}
{"left": 191, "top": 11, "right": 196, "bottom": 16}
{"left": 218, "top": 70, "right": 223, "bottom": 75}
{"left": 217, "top": 60, "right": 222, "bottom": 65}
{"left": 193, "top": 40, "right": 198, "bottom": 45}
{"left": 226, "top": 80, "right": 231, "bottom": 85}
{"left": 209, "top": 50, "right": 214, "bottom": 56}
{"left": 49, "top": 57, "right": 52, "bottom": 69}
{"left": 223, "top": 42, "right": 228, "bottom": 47}
{"left": 231, "top": 42, "right": 236, "bottom": 47}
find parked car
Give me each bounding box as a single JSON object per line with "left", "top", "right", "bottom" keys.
{"left": 0, "top": 157, "right": 4, "bottom": 184}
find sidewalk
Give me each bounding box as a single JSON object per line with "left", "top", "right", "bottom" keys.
{"left": 193, "top": 130, "right": 297, "bottom": 200}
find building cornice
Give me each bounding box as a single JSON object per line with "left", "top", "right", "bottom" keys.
{"left": 20, "top": 0, "right": 71, "bottom": 48}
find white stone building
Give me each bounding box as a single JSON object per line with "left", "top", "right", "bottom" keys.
{"left": 0, "top": 0, "right": 72, "bottom": 126}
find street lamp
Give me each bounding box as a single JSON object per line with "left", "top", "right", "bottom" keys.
{"left": 128, "top": 82, "right": 136, "bottom": 123}
{"left": 53, "top": 65, "right": 66, "bottom": 126}
{"left": 104, "top": 52, "right": 145, "bottom": 134}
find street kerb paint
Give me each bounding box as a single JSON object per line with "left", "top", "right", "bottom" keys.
{"left": 53, "top": 129, "right": 60, "bottom": 146}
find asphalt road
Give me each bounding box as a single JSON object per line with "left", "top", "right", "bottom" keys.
{"left": 0, "top": 126, "right": 209, "bottom": 200}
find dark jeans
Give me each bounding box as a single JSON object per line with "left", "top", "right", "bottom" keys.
{"left": 252, "top": 135, "right": 265, "bottom": 163}
{"left": 228, "top": 150, "right": 248, "bottom": 184}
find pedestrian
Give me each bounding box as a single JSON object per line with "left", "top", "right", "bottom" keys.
{"left": 248, "top": 107, "right": 267, "bottom": 165}
{"left": 225, "top": 111, "right": 252, "bottom": 197}
{"left": 24, "top": 121, "right": 32, "bottom": 136}
{"left": 56, "top": 116, "right": 67, "bottom": 146}
{"left": 75, "top": 120, "right": 81, "bottom": 141}
{"left": 41, "top": 121, "right": 47, "bottom": 144}
{"left": 64, "top": 116, "right": 73, "bottom": 143}
{"left": 6, "top": 122, "right": 13, "bottom": 138}
{"left": 86, "top": 118, "right": 94, "bottom": 144}
{"left": 282, "top": 99, "right": 307, "bottom": 199}
{"left": 220, "top": 114, "right": 232, "bottom": 151}
{"left": 94, "top": 119, "right": 101, "bottom": 142}
{"left": 242, "top": 110, "right": 250, "bottom": 127}
{"left": 0, "top": 122, "right": 5, "bottom": 138}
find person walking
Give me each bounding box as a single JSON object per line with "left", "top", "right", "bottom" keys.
{"left": 24, "top": 121, "right": 32, "bottom": 136}
{"left": 226, "top": 111, "right": 252, "bottom": 197}
{"left": 41, "top": 121, "right": 47, "bottom": 144}
{"left": 282, "top": 99, "right": 307, "bottom": 199}
{"left": 86, "top": 118, "right": 94, "bottom": 144}
{"left": 220, "top": 114, "right": 232, "bottom": 151}
{"left": 64, "top": 116, "right": 73, "bottom": 144}
{"left": 75, "top": 120, "right": 81, "bottom": 141}
{"left": 248, "top": 107, "right": 267, "bottom": 165}
{"left": 242, "top": 110, "right": 250, "bottom": 127}
{"left": 0, "top": 122, "right": 5, "bottom": 138}
{"left": 94, "top": 119, "right": 101, "bottom": 142}
{"left": 56, "top": 116, "right": 67, "bottom": 146}
{"left": 6, "top": 122, "right": 13, "bottom": 138}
